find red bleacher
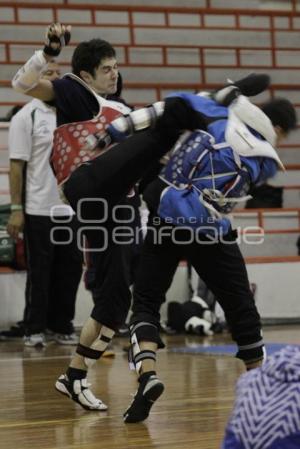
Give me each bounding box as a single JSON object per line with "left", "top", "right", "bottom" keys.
{"left": 0, "top": 1, "right": 299, "bottom": 265}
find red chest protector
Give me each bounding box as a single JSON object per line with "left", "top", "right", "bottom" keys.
{"left": 51, "top": 75, "right": 130, "bottom": 185}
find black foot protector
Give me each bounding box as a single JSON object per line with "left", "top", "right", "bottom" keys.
{"left": 123, "top": 372, "right": 165, "bottom": 423}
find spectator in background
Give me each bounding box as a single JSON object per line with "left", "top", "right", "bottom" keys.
{"left": 0, "top": 105, "right": 23, "bottom": 122}
{"left": 222, "top": 345, "right": 300, "bottom": 449}
{"left": 2, "top": 61, "right": 82, "bottom": 348}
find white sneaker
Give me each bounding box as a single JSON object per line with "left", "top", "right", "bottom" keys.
{"left": 55, "top": 374, "right": 108, "bottom": 411}
{"left": 24, "top": 333, "right": 46, "bottom": 348}
{"left": 54, "top": 333, "right": 79, "bottom": 345}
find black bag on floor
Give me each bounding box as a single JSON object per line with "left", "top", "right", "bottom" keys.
{"left": 0, "top": 204, "right": 26, "bottom": 269}
{"left": 0, "top": 205, "right": 15, "bottom": 265}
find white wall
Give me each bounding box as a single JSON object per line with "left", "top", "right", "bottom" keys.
{"left": 247, "top": 262, "right": 300, "bottom": 318}
{"left": 0, "top": 264, "right": 189, "bottom": 328}
{"left": 191, "top": 262, "right": 300, "bottom": 319}
{"left": 0, "top": 261, "right": 299, "bottom": 330}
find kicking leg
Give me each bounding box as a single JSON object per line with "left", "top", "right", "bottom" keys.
{"left": 63, "top": 97, "right": 207, "bottom": 212}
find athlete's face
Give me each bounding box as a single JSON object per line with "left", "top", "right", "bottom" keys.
{"left": 87, "top": 57, "right": 118, "bottom": 96}
{"left": 41, "top": 62, "right": 61, "bottom": 81}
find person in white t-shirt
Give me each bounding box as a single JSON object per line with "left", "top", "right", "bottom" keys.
{"left": 6, "top": 61, "right": 83, "bottom": 348}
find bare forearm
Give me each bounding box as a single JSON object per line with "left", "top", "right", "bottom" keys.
{"left": 9, "top": 160, "right": 25, "bottom": 205}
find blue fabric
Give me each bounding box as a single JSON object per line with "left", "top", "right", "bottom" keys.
{"left": 159, "top": 127, "right": 245, "bottom": 195}
{"left": 222, "top": 430, "right": 300, "bottom": 449}
{"left": 222, "top": 430, "right": 244, "bottom": 449}
{"left": 171, "top": 343, "right": 300, "bottom": 356}
{"left": 158, "top": 93, "right": 279, "bottom": 234}
{"left": 268, "top": 433, "right": 300, "bottom": 449}
{"left": 158, "top": 126, "right": 252, "bottom": 231}
{"left": 168, "top": 92, "right": 228, "bottom": 118}
{"left": 207, "top": 119, "right": 228, "bottom": 142}
{"left": 257, "top": 158, "right": 278, "bottom": 183}
{"left": 158, "top": 186, "right": 231, "bottom": 235}
{"left": 223, "top": 346, "right": 300, "bottom": 449}
{"left": 107, "top": 123, "right": 127, "bottom": 142}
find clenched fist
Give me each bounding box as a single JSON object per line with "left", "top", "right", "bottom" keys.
{"left": 43, "top": 22, "right": 72, "bottom": 57}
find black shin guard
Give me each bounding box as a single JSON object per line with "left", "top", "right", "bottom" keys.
{"left": 66, "top": 367, "right": 87, "bottom": 382}
{"left": 236, "top": 339, "right": 265, "bottom": 367}
{"left": 76, "top": 343, "right": 102, "bottom": 360}
{"left": 129, "top": 322, "right": 164, "bottom": 374}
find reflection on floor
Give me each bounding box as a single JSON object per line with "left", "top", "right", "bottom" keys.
{"left": 0, "top": 325, "right": 299, "bottom": 449}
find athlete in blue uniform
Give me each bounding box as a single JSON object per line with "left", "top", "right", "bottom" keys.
{"left": 103, "top": 89, "right": 296, "bottom": 423}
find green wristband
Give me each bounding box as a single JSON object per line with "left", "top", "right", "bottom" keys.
{"left": 11, "top": 204, "right": 23, "bottom": 211}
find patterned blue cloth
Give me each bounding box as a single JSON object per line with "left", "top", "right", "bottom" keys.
{"left": 222, "top": 346, "right": 300, "bottom": 449}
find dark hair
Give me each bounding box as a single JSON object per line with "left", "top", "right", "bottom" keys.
{"left": 0, "top": 105, "right": 23, "bottom": 122}
{"left": 261, "top": 98, "right": 297, "bottom": 133}
{"left": 71, "top": 39, "right": 116, "bottom": 77}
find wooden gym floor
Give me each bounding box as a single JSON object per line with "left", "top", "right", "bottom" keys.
{"left": 0, "top": 326, "right": 299, "bottom": 449}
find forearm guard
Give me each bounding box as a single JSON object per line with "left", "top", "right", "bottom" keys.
{"left": 12, "top": 50, "right": 48, "bottom": 93}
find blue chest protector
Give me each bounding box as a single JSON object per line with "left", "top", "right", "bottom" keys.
{"left": 157, "top": 93, "right": 277, "bottom": 236}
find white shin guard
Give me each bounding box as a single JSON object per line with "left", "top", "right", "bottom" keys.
{"left": 108, "top": 101, "right": 165, "bottom": 142}
{"left": 84, "top": 326, "right": 115, "bottom": 368}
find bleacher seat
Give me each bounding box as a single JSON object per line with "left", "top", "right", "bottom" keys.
{"left": 0, "top": 0, "right": 299, "bottom": 325}
{"left": 0, "top": 0, "right": 299, "bottom": 248}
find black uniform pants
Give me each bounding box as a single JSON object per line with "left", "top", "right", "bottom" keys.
{"left": 84, "top": 194, "right": 142, "bottom": 329}
{"left": 63, "top": 129, "right": 179, "bottom": 330}
{"left": 131, "top": 216, "right": 262, "bottom": 351}
{"left": 24, "top": 214, "right": 83, "bottom": 335}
